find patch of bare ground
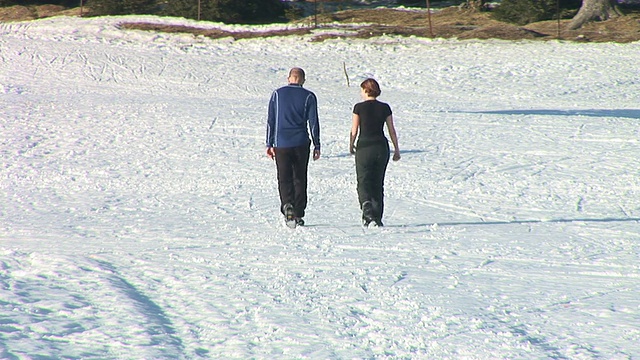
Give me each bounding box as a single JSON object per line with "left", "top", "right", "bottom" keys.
{"left": 0, "top": 5, "right": 83, "bottom": 21}
{"left": 307, "top": 7, "right": 640, "bottom": 42}
{"left": 0, "top": 5, "right": 36, "bottom": 21}
{"left": 526, "top": 14, "right": 640, "bottom": 42}
{"left": 2, "top": 4, "right": 640, "bottom": 43}
{"left": 118, "top": 23, "right": 315, "bottom": 40}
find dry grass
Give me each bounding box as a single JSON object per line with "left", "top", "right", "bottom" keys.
{"left": 0, "top": 4, "right": 84, "bottom": 21}
{"left": 2, "top": 4, "right": 640, "bottom": 43}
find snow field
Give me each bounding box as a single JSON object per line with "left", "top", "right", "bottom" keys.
{"left": 1, "top": 15, "right": 639, "bottom": 359}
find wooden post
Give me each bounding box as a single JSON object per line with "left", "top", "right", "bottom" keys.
{"left": 556, "top": 0, "right": 561, "bottom": 38}
{"left": 198, "top": 0, "right": 201, "bottom": 21}
{"left": 314, "top": 1, "right": 318, "bottom": 29}
{"left": 80, "top": 0, "right": 84, "bottom": 17}
{"left": 426, "top": 0, "right": 433, "bottom": 37}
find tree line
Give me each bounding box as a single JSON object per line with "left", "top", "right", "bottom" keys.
{"left": 1, "top": 0, "right": 635, "bottom": 29}
{"left": 0, "top": 0, "right": 287, "bottom": 24}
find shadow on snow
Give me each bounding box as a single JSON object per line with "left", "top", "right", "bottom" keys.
{"left": 388, "top": 216, "right": 640, "bottom": 229}
{"left": 468, "top": 109, "right": 640, "bottom": 119}
{"left": 327, "top": 149, "right": 428, "bottom": 159}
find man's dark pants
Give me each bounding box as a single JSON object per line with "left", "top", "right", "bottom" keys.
{"left": 275, "top": 142, "right": 311, "bottom": 218}
{"left": 355, "top": 141, "right": 390, "bottom": 220}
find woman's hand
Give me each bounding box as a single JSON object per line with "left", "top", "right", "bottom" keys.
{"left": 392, "top": 150, "right": 401, "bottom": 161}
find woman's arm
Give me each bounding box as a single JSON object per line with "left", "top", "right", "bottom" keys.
{"left": 385, "top": 115, "right": 401, "bottom": 161}
{"left": 349, "top": 113, "right": 360, "bottom": 154}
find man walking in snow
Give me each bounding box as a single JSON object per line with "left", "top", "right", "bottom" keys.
{"left": 265, "top": 67, "right": 321, "bottom": 227}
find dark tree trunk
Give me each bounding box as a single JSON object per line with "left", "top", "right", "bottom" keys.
{"left": 569, "top": 0, "right": 622, "bottom": 30}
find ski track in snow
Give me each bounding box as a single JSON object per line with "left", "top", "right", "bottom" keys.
{"left": 1, "top": 16, "right": 639, "bottom": 359}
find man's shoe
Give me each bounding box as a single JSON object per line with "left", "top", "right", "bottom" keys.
{"left": 283, "top": 203, "right": 296, "bottom": 228}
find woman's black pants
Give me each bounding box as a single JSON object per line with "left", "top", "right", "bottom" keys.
{"left": 355, "top": 142, "right": 390, "bottom": 221}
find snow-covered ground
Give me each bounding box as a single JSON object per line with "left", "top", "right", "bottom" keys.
{"left": 1, "top": 15, "right": 639, "bottom": 359}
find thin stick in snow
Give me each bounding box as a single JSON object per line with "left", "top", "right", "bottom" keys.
{"left": 343, "top": 62, "right": 350, "bottom": 87}
{"left": 619, "top": 204, "right": 630, "bottom": 217}
{"left": 208, "top": 117, "right": 217, "bottom": 130}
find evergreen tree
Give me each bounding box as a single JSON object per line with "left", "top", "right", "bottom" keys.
{"left": 227, "top": 0, "right": 285, "bottom": 23}
{"left": 88, "top": 0, "right": 157, "bottom": 16}
{"left": 163, "top": 0, "right": 284, "bottom": 24}
{"left": 3, "top": 0, "right": 87, "bottom": 6}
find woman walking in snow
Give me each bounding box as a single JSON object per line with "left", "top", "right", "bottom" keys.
{"left": 349, "top": 78, "right": 400, "bottom": 227}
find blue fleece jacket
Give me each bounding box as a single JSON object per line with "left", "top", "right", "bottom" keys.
{"left": 266, "top": 84, "right": 320, "bottom": 150}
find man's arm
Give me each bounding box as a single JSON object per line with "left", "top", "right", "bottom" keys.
{"left": 307, "top": 93, "right": 320, "bottom": 153}
{"left": 307, "top": 93, "right": 321, "bottom": 160}
{"left": 266, "top": 92, "right": 277, "bottom": 159}
{"left": 266, "top": 92, "right": 277, "bottom": 147}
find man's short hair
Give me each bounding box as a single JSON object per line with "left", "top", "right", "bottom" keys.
{"left": 289, "top": 67, "right": 306, "bottom": 81}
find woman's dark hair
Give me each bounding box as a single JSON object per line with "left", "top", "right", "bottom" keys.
{"left": 361, "top": 78, "right": 381, "bottom": 97}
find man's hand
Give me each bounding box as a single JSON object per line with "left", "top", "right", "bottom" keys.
{"left": 313, "top": 149, "right": 321, "bottom": 161}
{"left": 266, "top": 147, "right": 276, "bottom": 160}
